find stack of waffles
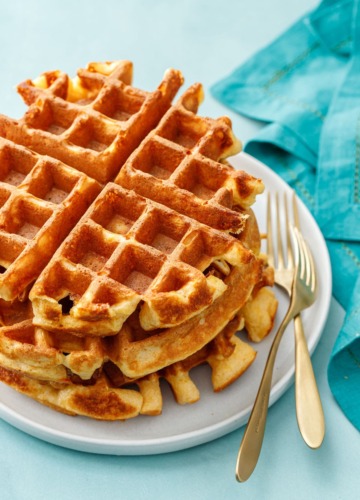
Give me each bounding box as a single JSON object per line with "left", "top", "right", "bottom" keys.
{"left": 0, "top": 61, "right": 278, "bottom": 420}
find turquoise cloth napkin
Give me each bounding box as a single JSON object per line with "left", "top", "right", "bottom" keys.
{"left": 212, "top": 0, "right": 360, "bottom": 431}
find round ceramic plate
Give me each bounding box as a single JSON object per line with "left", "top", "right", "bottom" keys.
{"left": 0, "top": 153, "right": 332, "bottom": 455}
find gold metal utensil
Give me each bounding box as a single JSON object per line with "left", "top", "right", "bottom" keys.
{"left": 235, "top": 193, "right": 318, "bottom": 482}
{"left": 269, "top": 193, "right": 325, "bottom": 448}
{"left": 290, "top": 195, "right": 325, "bottom": 449}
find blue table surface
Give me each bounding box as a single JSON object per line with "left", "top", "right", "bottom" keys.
{"left": 0, "top": 1, "right": 359, "bottom": 499}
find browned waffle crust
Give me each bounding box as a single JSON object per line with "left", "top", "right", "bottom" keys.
{"left": 0, "top": 61, "right": 183, "bottom": 183}
{"left": 116, "top": 84, "right": 263, "bottom": 232}
{"left": 0, "top": 60, "right": 278, "bottom": 420}
{"left": 0, "top": 312, "right": 257, "bottom": 420}
{"left": 0, "top": 138, "right": 101, "bottom": 301}
{"left": 29, "top": 183, "right": 262, "bottom": 336}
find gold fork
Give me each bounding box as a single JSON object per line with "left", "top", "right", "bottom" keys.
{"left": 268, "top": 192, "right": 325, "bottom": 450}
{"left": 235, "top": 193, "right": 318, "bottom": 482}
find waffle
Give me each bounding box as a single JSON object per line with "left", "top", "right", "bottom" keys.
{"left": 0, "top": 59, "right": 278, "bottom": 421}
{"left": 10, "top": 61, "right": 263, "bottom": 233}
{"left": 0, "top": 138, "right": 101, "bottom": 301}
{"left": 0, "top": 260, "right": 276, "bottom": 421}
{"left": 0, "top": 366, "right": 143, "bottom": 420}
{"left": 0, "top": 314, "right": 258, "bottom": 420}
{"left": 29, "top": 183, "right": 261, "bottom": 336}
{"left": 0, "top": 61, "right": 183, "bottom": 183}
{"left": 0, "top": 208, "right": 277, "bottom": 383}
{"left": 0, "top": 268, "right": 276, "bottom": 387}
{"left": 0, "top": 275, "right": 277, "bottom": 420}
{"left": 116, "top": 83, "right": 264, "bottom": 232}
{"left": 17, "top": 61, "right": 134, "bottom": 105}
{"left": 106, "top": 262, "right": 262, "bottom": 378}
{"left": 0, "top": 212, "right": 275, "bottom": 386}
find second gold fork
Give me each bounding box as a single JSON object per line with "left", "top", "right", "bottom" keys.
{"left": 235, "top": 192, "right": 322, "bottom": 482}
{"left": 268, "top": 192, "right": 325, "bottom": 450}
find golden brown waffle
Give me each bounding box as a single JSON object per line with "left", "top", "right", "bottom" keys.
{"left": 0, "top": 366, "right": 143, "bottom": 420}
{"left": 0, "top": 255, "right": 276, "bottom": 420}
{"left": 102, "top": 314, "right": 257, "bottom": 417}
{"left": 0, "top": 61, "right": 183, "bottom": 183}
{"left": 116, "top": 83, "right": 263, "bottom": 232}
{"left": 0, "top": 299, "right": 103, "bottom": 382}
{"left": 0, "top": 259, "right": 276, "bottom": 385}
{"left": 0, "top": 206, "right": 275, "bottom": 386}
{"left": 0, "top": 60, "right": 278, "bottom": 422}
{"left": 0, "top": 314, "right": 258, "bottom": 420}
{"left": 29, "top": 183, "right": 261, "bottom": 336}
{"left": 0, "top": 138, "right": 101, "bottom": 301}
{"left": 106, "top": 264, "right": 262, "bottom": 378}
{"left": 9, "top": 61, "right": 263, "bottom": 233}
{"left": 17, "top": 61, "right": 134, "bottom": 105}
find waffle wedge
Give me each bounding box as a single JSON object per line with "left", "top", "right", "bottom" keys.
{"left": 0, "top": 61, "right": 183, "bottom": 183}
{"left": 0, "top": 138, "right": 101, "bottom": 301}
{"left": 116, "top": 83, "right": 263, "bottom": 232}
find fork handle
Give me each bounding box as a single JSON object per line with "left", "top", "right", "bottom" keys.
{"left": 235, "top": 309, "right": 293, "bottom": 482}
{"left": 294, "top": 314, "right": 325, "bottom": 448}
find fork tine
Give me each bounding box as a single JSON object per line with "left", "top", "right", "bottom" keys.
{"left": 292, "top": 195, "right": 316, "bottom": 292}
{"left": 308, "top": 243, "right": 317, "bottom": 293}
{"left": 299, "top": 230, "right": 306, "bottom": 281}
{"left": 302, "top": 236, "right": 317, "bottom": 293}
{"left": 293, "top": 227, "right": 305, "bottom": 280}
{"left": 303, "top": 236, "right": 311, "bottom": 286}
{"left": 294, "top": 227, "right": 315, "bottom": 290}
{"left": 276, "top": 193, "right": 285, "bottom": 269}
{"left": 293, "top": 194, "right": 317, "bottom": 293}
{"left": 266, "top": 192, "right": 275, "bottom": 268}
{"left": 285, "top": 193, "right": 294, "bottom": 269}
{"left": 292, "top": 190, "right": 300, "bottom": 229}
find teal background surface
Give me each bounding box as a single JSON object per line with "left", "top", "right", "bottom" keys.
{"left": 0, "top": 1, "right": 358, "bottom": 499}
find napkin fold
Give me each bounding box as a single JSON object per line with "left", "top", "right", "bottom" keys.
{"left": 212, "top": 0, "right": 360, "bottom": 430}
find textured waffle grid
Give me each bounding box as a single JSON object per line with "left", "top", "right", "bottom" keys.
{"left": 0, "top": 61, "right": 183, "bottom": 183}
{"left": 0, "top": 138, "right": 101, "bottom": 301}
{"left": 30, "top": 182, "right": 254, "bottom": 336}
{"left": 0, "top": 210, "right": 273, "bottom": 385}
{"left": 116, "top": 84, "right": 264, "bottom": 232}
{"left": 0, "top": 239, "right": 275, "bottom": 388}
{"left": 18, "top": 61, "right": 134, "bottom": 105}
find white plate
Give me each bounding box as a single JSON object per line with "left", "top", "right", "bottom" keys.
{"left": 0, "top": 153, "right": 332, "bottom": 455}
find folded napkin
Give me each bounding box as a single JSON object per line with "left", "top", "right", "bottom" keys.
{"left": 212, "top": 0, "right": 360, "bottom": 431}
